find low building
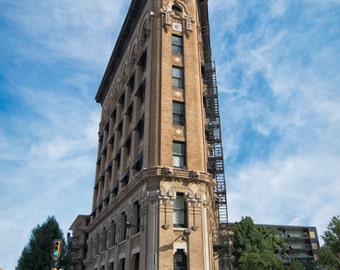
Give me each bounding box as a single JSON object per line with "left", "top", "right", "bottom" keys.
{"left": 68, "top": 215, "right": 90, "bottom": 270}
{"left": 216, "top": 223, "right": 320, "bottom": 270}
{"left": 269, "top": 224, "right": 319, "bottom": 269}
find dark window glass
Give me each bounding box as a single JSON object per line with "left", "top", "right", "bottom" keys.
{"left": 125, "top": 103, "right": 133, "bottom": 122}
{"left": 125, "top": 135, "right": 132, "bottom": 155}
{"left": 134, "top": 253, "right": 140, "bottom": 270}
{"left": 135, "top": 116, "right": 144, "bottom": 140}
{"left": 172, "top": 67, "right": 184, "bottom": 88}
{"left": 132, "top": 152, "right": 143, "bottom": 172}
{"left": 173, "top": 142, "right": 186, "bottom": 168}
{"left": 173, "top": 193, "right": 187, "bottom": 227}
{"left": 173, "top": 102, "right": 185, "bottom": 126}
{"left": 172, "top": 35, "right": 183, "bottom": 55}
{"left": 174, "top": 249, "right": 187, "bottom": 270}
{"left": 119, "top": 258, "right": 125, "bottom": 270}
{"left": 138, "top": 51, "right": 147, "bottom": 73}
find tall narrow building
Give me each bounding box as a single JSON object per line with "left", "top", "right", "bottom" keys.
{"left": 70, "top": 0, "right": 227, "bottom": 269}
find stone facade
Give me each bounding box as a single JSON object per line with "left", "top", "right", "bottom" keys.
{"left": 69, "top": 0, "right": 219, "bottom": 269}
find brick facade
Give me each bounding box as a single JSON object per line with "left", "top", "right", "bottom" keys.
{"left": 69, "top": 1, "right": 219, "bottom": 269}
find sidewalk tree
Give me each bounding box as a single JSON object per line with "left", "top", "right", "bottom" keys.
{"left": 16, "top": 216, "right": 71, "bottom": 270}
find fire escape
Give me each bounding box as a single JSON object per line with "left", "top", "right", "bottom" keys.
{"left": 204, "top": 62, "right": 228, "bottom": 225}
{"left": 198, "top": 2, "right": 231, "bottom": 269}
{"left": 203, "top": 60, "right": 231, "bottom": 270}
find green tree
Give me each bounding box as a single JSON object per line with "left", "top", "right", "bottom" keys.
{"left": 317, "top": 216, "right": 340, "bottom": 270}
{"left": 231, "top": 216, "right": 286, "bottom": 270}
{"left": 286, "top": 259, "right": 305, "bottom": 270}
{"left": 16, "top": 216, "right": 71, "bottom": 270}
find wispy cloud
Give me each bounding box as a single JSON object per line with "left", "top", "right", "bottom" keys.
{"left": 0, "top": 1, "right": 130, "bottom": 268}
{"left": 211, "top": 0, "right": 340, "bottom": 238}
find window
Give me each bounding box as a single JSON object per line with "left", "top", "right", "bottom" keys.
{"left": 172, "top": 5, "right": 182, "bottom": 13}
{"left": 117, "top": 121, "right": 123, "bottom": 137}
{"left": 173, "top": 142, "right": 186, "bottom": 168}
{"left": 111, "top": 110, "right": 117, "bottom": 122}
{"left": 124, "top": 135, "right": 132, "bottom": 156}
{"left": 135, "top": 81, "right": 145, "bottom": 105}
{"left": 121, "top": 213, "right": 127, "bottom": 241}
{"left": 102, "top": 227, "right": 108, "bottom": 251}
{"left": 111, "top": 222, "right": 116, "bottom": 246}
{"left": 119, "top": 94, "right": 125, "bottom": 109}
{"left": 172, "top": 67, "right": 184, "bottom": 88}
{"left": 119, "top": 258, "right": 125, "bottom": 270}
{"left": 173, "top": 102, "right": 185, "bottom": 126}
{"left": 120, "top": 169, "right": 130, "bottom": 186}
{"left": 110, "top": 262, "right": 114, "bottom": 270}
{"left": 172, "top": 35, "right": 183, "bottom": 55}
{"left": 125, "top": 103, "right": 133, "bottom": 122}
{"left": 132, "top": 152, "right": 143, "bottom": 172}
{"left": 174, "top": 249, "right": 187, "bottom": 270}
{"left": 135, "top": 116, "right": 144, "bottom": 140}
{"left": 173, "top": 193, "right": 187, "bottom": 227}
{"left": 133, "top": 201, "right": 142, "bottom": 233}
{"left": 96, "top": 233, "right": 100, "bottom": 254}
{"left": 109, "top": 135, "right": 115, "bottom": 152}
{"left": 115, "top": 149, "right": 121, "bottom": 168}
{"left": 138, "top": 51, "right": 147, "bottom": 73}
{"left": 128, "top": 74, "right": 135, "bottom": 92}
{"left": 134, "top": 253, "right": 140, "bottom": 270}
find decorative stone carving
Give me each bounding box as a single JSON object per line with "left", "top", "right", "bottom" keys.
{"left": 161, "top": 166, "right": 173, "bottom": 175}
{"left": 160, "top": 2, "right": 195, "bottom": 37}
{"left": 189, "top": 170, "right": 200, "bottom": 179}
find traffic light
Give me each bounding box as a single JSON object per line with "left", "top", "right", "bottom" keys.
{"left": 51, "top": 239, "right": 62, "bottom": 259}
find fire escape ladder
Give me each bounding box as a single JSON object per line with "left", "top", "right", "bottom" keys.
{"left": 204, "top": 61, "right": 228, "bottom": 224}
{"left": 204, "top": 61, "right": 232, "bottom": 269}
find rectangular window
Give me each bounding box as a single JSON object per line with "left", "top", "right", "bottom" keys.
{"left": 115, "top": 149, "right": 121, "bottom": 168}
{"left": 119, "top": 258, "right": 125, "bottom": 270}
{"left": 172, "top": 35, "right": 183, "bottom": 55}
{"left": 128, "top": 74, "right": 135, "bottom": 92}
{"left": 125, "top": 102, "right": 133, "bottom": 122}
{"left": 173, "top": 102, "right": 185, "bottom": 126}
{"left": 111, "top": 222, "right": 116, "bottom": 246}
{"left": 135, "top": 116, "right": 144, "bottom": 140}
{"left": 119, "top": 94, "right": 125, "bottom": 109}
{"left": 121, "top": 213, "right": 127, "bottom": 241}
{"left": 173, "top": 193, "right": 187, "bottom": 227}
{"left": 173, "top": 142, "right": 186, "bottom": 168}
{"left": 172, "top": 67, "right": 184, "bottom": 88}
{"left": 135, "top": 80, "right": 145, "bottom": 105}
{"left": 124, "top": 135, "right": 131, "bottom": 156}
{"left": 132, "top": 152, "right": 143, "bottom": 172}
{"left": 138, "top": 51, "right": 147, "bottom": 73}
{"left": 134, "top": 253, "right": 140, "bottom": 270}
{"left": 133, "top": 201, "right": 142, "bottom": 233}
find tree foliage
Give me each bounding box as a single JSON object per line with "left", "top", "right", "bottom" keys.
{"left": 317, "top": 216, "right": 340, "bottom": 270}
{"left": 231, "top": 216, "right": 286, "bottom": 270}
{"left": 16, "top": 216, "right": 71, "bottom": 270}
{"left": 286, "top": 259, "right": 305, "bottom": 270}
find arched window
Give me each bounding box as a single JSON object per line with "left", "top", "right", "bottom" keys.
{"left": 172, "top": 5, "right": 182, "bottom": 13}
{"left": 174, "top": 249, "right": 187, "bottom": 270}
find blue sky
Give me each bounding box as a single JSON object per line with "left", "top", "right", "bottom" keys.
{"left": 0, "top": 0, "right": 339, "bottom": 269}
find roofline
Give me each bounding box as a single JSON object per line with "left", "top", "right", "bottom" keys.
{"left": 95, "top": 0, "right": 147, "bottom": 104}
